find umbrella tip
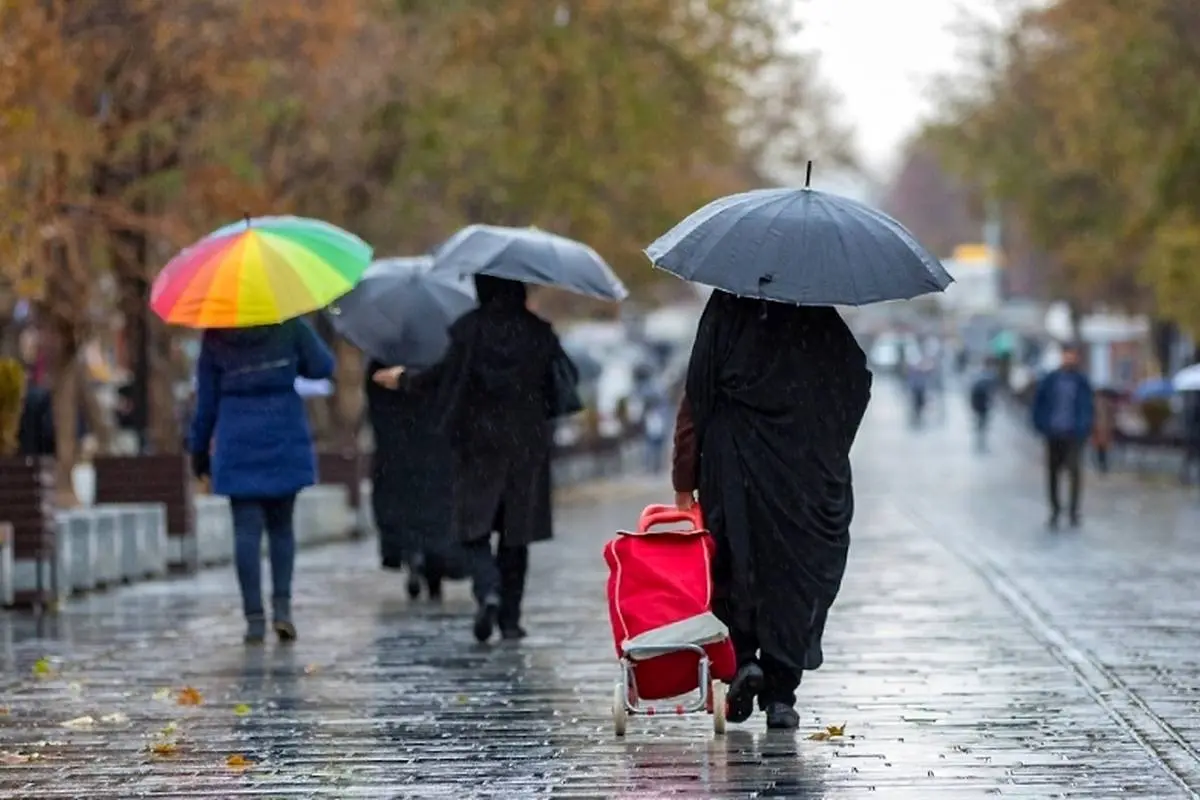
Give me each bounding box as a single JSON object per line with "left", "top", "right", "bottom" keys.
{"left": 805, "top": 161, "right": 813, "bottom": 189}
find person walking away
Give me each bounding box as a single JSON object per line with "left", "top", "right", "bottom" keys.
{"left": 672, "top": 293, "right": 871, "bottom": 730}
{"left": 969, "top": 360, "right": 997, "bottom": 452}
{"left": 364, "top": 358, "right": 455, "bottom": 599}
{"left": 188, "top": 318, "right": 334, "bottom": 643}
{"left": 1092, "top": 390, "right": 1116, "bottom": 474}
{"left": 1030, "top": 344, "right": 1094, "bottom": 528}
{"left": 373, "top": 276, "right": 562, "bottom": 643}
{"left": 641, "top": 391, "right": 669, "bottom": 474}
{"left": 907, "top": 358, "right": 930, "bottom": 427}
{"left": 1181, "top": 391, "right": 1200, "bottom": 485}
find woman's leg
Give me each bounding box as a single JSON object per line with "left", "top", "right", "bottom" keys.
{"left": 262, "top": 495, "right": 298, "bottom": 641}
{"left": 496, "top": 543, "right": 529, "bottom": 639}
{"left": 759, "top": 651, "right": 801, "bottom": 729}
{"left": 229, "top": 499, "right": 266, "bottom": 642}
{"left": 467, "top": 536, "right": 501, "bottom": 642}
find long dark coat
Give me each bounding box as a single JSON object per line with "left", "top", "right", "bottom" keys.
{"left": 365, "top": 359, "right": 453, "bottom": 565}
{"left": 673, "top": 293, "right": 871, "bottom": 673}
{"left": 403, "top": 277, "right": 559, "bottom": 548}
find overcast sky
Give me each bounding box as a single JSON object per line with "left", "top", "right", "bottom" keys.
{"left": 796, "top": 0, "right": 978, "bottom": 181}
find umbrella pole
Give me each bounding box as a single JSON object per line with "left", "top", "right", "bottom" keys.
{"left": 805, "top": 161, "right": 813, "bottom": 188}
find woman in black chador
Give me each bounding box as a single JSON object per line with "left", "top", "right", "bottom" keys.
{"left": 373, "top": 275, "right": 560, "bottom": 642}
{"left": 672, "top": 291, "right": 871, "bottom": 729}
{"left": 364, "top": 356, "right": 454, "bottom": 599}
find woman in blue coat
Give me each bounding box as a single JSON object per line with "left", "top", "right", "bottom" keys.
{"left": 188, "top": 318, "right": 335, "bottom": 643}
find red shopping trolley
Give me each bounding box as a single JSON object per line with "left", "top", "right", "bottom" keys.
{"left": 603, "top": 503, "right": 737, "bottom": 736}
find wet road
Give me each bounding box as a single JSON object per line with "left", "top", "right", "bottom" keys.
{"left": 1, "top": 382, "right": 1198, "bottom": 798}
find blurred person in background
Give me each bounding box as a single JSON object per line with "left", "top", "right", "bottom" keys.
{"left": 1091, "top": 389, "right": 1117, "bottom": 474}
{"left": 188, "top": 318, "right": 335, "bottom": 643}
{"left": 1181, "top": 387, "right": 1200, "bottom": 486}
{"left": 968, "top": 358, "right": 998, "bottom": 452}
{"left": 1030, "top": 343, "right": 1094, "bottom": 528}
{"left": 906, "top": 358, "right": 932, "bottom": 427}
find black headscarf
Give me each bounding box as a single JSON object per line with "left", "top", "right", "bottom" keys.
{"left": 685, "top": 291, "right": 871, "bottom": 671}
{"left": 416, "top": 275, "right": 554, "bottom": 444}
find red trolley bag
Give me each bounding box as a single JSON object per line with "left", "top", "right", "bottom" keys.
{"left": 603, "top": 504, "right": 737, "bottom": 701}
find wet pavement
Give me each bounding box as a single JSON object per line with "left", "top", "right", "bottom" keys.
{"left": 1, "top": 380, "right": 1199, "bottom": 798}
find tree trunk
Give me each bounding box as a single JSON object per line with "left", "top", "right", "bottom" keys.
{"left": 330, "top": 340, "right": 363, "bottom": 452}
{"left": 47, "top": 317, "right": 80, "bottom": 508}
{"left": 146, "top": 317, "right": 181, "bottom": 453}
{"left": 77, "top": 357, "right": 114, "bottom": 454}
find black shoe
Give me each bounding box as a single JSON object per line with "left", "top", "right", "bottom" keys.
{"left": 764, "top": 702, "right": 800, "bottom": 730}
{"left": 473, "top": 598, "right": 500, "bottom": 643}
{"left": 500, "top": 625, "right": 527, "bottom": 641}
{"left": 426, "top": 578, "right": 443, "bottom": 602}
{"left": 725, "top": 663, "right": 764, "bottom": 724}
{"left": 406, "top": 573, "right": 422, "bottom": 600}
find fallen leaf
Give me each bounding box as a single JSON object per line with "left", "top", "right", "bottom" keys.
{"left": 99, "top": 712, "right": 128, "bottom": 725}
{"left": 176, "top": 687, "right": 203, "bottom": 706}
{"left": 150, "top": 741, "right": 178, "bottom": 756}
{"left": 31, "top": 658, "right": 52, "bottom": 677}
{"left": 808, "top": 722, "right": 847, "bottom": 741}
{"left": 0, "top": 707, "right": 9, "bottom": 716}
{"left": 226, "top": 753, "right": 253, "bottom": 769}
{"left": 66, "top": 682, "right": 83, "bottom": 695}
{"left": 0, "top": 750, "right": 40, "bottom": 764}
{"left": 62, "top": 716, "right": 95, "bottom": 729}
{"left": 232, "top": 703, "right": 251, "bottom": 717}
{"left": 151, "top": 688, "right": 171, "bottom": 702}
{"left": 455, "top": 694, "right": 469, "bottom": 704}
{"left": 160, "top": 721, "right": 178, "bottom": 736}
{"left": 303, "top": 664, "right": 320, "bottom": 675}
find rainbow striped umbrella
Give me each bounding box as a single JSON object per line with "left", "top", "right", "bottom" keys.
{"left": 150, "top": 215, "right": 373, "bottom": 328}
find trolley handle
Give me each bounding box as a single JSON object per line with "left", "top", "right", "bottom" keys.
{"left": 637, "top": 503, "right": 705, "bottom": 533}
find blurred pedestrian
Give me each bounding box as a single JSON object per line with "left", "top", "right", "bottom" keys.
{"left": 1092, "top": 389, "right": 1117, "bottom": 474}
{"left": 641, "top": 394, "right": 669, "bottom": 473}
{"left": 969, "top": 359, "right": 998, "bottom": 452}
{"left": 188, "top": 318, "right": 335, "bottom": 643}
{"left": 1030, "top": 343, "right": 1094, "bottom": 528}
{"left": 672, "top": 293, "right": 871, "bottom": 730}
{"left": 1181, "top": 390, "right": 1200, "bottom": 485}
{"left": 906, "top": 358, "right": 931, "bottom": 427}
{"left": 364, "top": 357, "right": 454, "bottom": 600}
{"left": 373, "top": 275, "right": 563, "bottom": 643}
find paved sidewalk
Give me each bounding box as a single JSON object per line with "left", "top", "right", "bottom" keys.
{"left": 0, "top": 384, "right": 1197, "bottom": 798}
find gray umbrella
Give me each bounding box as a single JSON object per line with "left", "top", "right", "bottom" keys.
{"left": 326, "top": 256, "right": 476, "bottom": 368}
{"left": 645, "top": 186, "right": 953, "bottom": 306}
{"left": 430, "top": 224, "right": 628, "bottom": 302}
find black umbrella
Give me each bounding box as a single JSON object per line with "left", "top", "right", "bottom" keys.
{"left": 430, "top": 224, "right": 628, "bottom": 302}
{"left": 326, "top": 256, "right": 476, "bottom": 368}
{"left": 645, "top": 177, "right": 953, "bottom": 306}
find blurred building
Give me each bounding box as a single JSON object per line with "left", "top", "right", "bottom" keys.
{"left": 937, "top": 244, "right": 1002, "bottom": 316}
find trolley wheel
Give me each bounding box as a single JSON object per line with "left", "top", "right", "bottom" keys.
{"left": 612, "top": 681, "right": 628, "bottom": 737}
{"left": 711, "top": 681, "right": 727, "bottom": 735}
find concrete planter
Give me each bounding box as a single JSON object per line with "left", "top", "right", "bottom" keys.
{"left": 194, "top": 495, "right": 232, "bottom": 566}
{"left": 57, "top": 511, "right": 98, "bottom": 593}
{"left": 92, "top": 508, "right": 122, "bottom": 588}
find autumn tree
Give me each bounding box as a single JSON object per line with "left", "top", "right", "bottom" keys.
{"left": 928, "top": 0, "right": 1200, "bottom": 337}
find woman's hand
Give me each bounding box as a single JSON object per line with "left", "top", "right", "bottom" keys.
{"left": 675, "top": 491, "right": 696, "bottom": 511}
{"left": 372, "top": 366, "right": 406, "bottom": 390}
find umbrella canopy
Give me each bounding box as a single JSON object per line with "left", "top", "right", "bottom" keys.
{"left": 430, "top": 224, "right": 627, "bottom": 302}
{"left": 1133, "top": 377, "right": 1175, "bottom": 401}
{"left": 645, "top": 187, "right": 953, "bottom": 306}
{"left": 1173, "top": 364, "right": 1200, "bottom": 392}
{"left": 151, "top": 216, "right": 372, "bottom": 328}
{"left": 326, "top": 256, "right": 476, "bottom": 368}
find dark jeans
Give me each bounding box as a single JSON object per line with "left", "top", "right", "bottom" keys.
{"left": 466, "top": 537, "right": 529, "bottom": 629}
{"left": 230, "top": 496, "right": 297, "bottom": 618}
{"left": 1045, "top": 437, "right": 1082, "bottom": 518}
